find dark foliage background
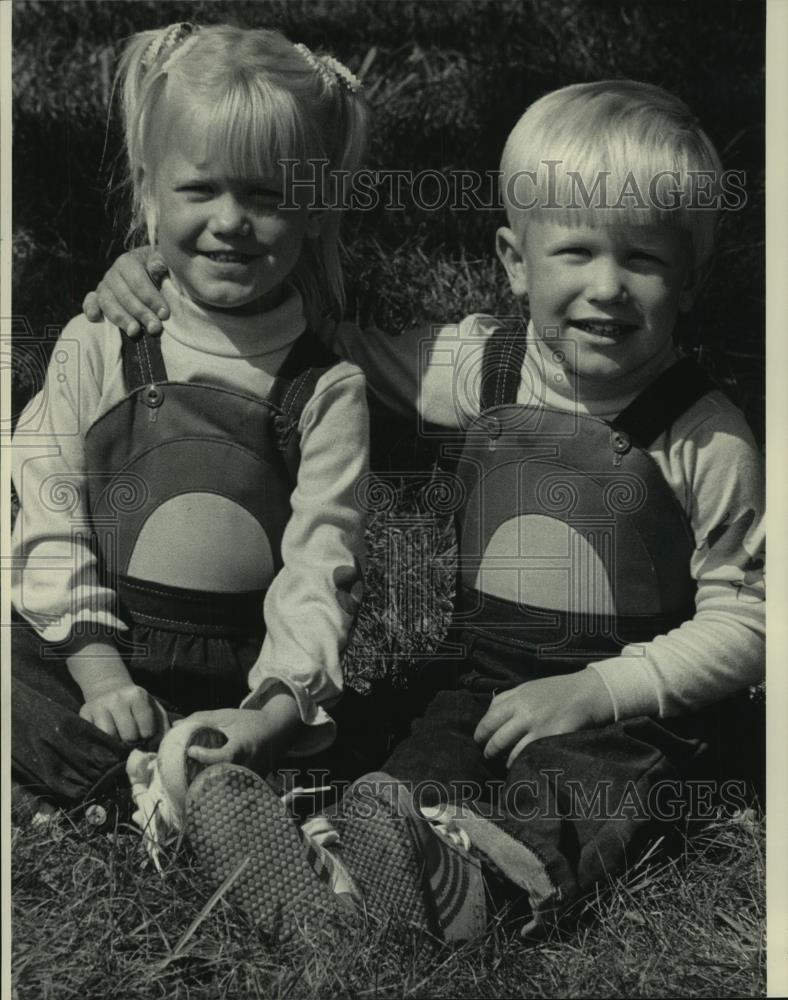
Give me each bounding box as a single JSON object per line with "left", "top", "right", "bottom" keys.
{"left": 12, "top": 0, "right": 765, "bottom": 439}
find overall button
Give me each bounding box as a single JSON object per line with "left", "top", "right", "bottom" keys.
{"left": 144, "top": 385, "right": 164, "bottom": 408}
{"left": 486, "top": 415, "right": 503, "bottom": 440}
{"left": 610, "top": 429, "right": 631, "bottom": 454}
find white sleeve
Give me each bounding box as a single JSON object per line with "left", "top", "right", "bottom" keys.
{"left": 11, "top": 317, "right": 127, "bottom": 642}
{"left": 242, "top": 362, "right": 369, "bottom": 755}
{"left": 588, "top": 394, "right": 765, "bottom": 718}
{"left": 328, "top": 313, "right": 501, "bottom": 428}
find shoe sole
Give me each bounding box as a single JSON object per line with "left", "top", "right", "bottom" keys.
{"left": 333, "top": 773, "right": 442, "bottom": 938}
{"left": 185, "top": 764, "right": 343, "bottom": 939}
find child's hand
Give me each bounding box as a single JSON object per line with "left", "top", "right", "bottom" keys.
{"left": 79, "top": 684, "right": 165, "bottom": 744}
{"left": 474, "top": 670, "right": 614, "bottom": 767}
{"left": 82, "top": 246, "right": 170, "bottom": 338}
{"left": 176, "top": 694, "right": 303, "bottom": 774}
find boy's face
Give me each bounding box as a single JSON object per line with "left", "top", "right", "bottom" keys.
{"left": 498, "top": 221, "right": 695, "bottom": 384}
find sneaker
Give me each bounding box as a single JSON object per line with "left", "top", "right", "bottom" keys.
{"left": 184, "top": 764, "right": 355, "bottom": 940}
{"left": 331, "top": 772, "right": 488, "bottom": 943}
{"left": 184, "top": 765, "right": 489, "bottom": 943}
{"left": 156, "top": 719, "right": 228, "bottom": 823}
{"left": 128, "top": 718, "right": 228, "bottom": 866}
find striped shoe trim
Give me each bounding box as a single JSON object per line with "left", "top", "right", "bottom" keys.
{"left": 304, "top": 841, "right": 334, "bottom": 887}
{"left": 336, "top": 773, "right": 487, "bottom": 942}
{"left": 432, "top": 804, "right": 559, "bottom": 906}
{"left": 431, "top": 844, "right": 469, "bottom": 928}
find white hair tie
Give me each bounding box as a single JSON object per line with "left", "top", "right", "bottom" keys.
{"left": 294, "top": 42, "right": 362, "bottom": 94}
{"left": 141, "top": 22, "right": 199, "bottom": 74}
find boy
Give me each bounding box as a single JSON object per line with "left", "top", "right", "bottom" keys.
{"left": 83, "top": 80, "right": 764, "bottom": 939}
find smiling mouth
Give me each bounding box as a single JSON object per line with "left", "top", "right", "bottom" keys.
{"left": 569, "top": 319, "right": 637, "bottom": 338}
{"left": 201, "top": 251, "right": 256, "bottom": 264}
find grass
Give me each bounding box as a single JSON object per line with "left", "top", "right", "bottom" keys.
{"left": 10, "top": 493, "right": 766, "bottom": 998}
{"left": 11, "top": 804, "right": 764, "bottom": 999}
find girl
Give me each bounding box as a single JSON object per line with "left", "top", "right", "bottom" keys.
{"left": 11, "top": 23, "right": 370, "bottom": 817}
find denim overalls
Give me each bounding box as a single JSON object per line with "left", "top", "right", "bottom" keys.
{"left": 383, "top": 323, "right": 722, "bottom": 922}
{"left": 12, "top": 327, "right": 338, "bottom": 805}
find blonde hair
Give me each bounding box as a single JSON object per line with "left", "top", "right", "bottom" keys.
{"left": 117, "top": 23, "right": 368, "bottom": 323}
{"left": 500, "top": 80, "right": 723, "bottom": 271}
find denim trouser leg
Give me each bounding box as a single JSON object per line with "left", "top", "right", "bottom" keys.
{"left": 377, "top": 636, "right": 709, "bottom": 917}
{"left": 11, "top": 619, "right": 256, "bottom": 807}
{"left": 11, "top": 623, "right": 140, "bottom": 805}
{"left": 382, "top": 688, "right": 506, "bottom": 809}
{"left": 501, "top": 717, "right": 706, "bottom": 907}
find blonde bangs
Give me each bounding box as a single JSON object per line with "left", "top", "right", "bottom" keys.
{"left": 502, "top": 81, "right": 722, "bottom": 265}
{"left": 176, "top": 76, "right": 323, "bottom": 188}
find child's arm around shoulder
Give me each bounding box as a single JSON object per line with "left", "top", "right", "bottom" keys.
{"left": 82, "top": 254, "right": 505, "bottom": 430}
{"left": 327, "top": 313, "right": 504, "bottom": 427}
{"left": 240, "top": 360, "right": 370, "bottom": 757}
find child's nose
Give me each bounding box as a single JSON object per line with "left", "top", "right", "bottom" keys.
{"left": 210, "top": 195, "right": 250, "bottom": 236}
{"left": 587, "top": 259, "right": 627, "bottom": 303}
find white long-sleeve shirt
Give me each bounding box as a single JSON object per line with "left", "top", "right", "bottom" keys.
{"left": 12, "top": 282, "right": 369, "bottom": 754}
{"left": 325, "top": 312, "right": 765, "bottom": 720}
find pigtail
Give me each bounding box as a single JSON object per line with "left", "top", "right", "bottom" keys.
{"left": 116, "top": 23, "right": 200, "bottom": 243}
{"left": 316, "top": 79, "right": 368, "bottom": 318}
{"left": 290, "top": 43, "right": 369, "bottom": 322}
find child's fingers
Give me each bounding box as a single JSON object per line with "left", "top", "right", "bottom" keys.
{"left": 482, "top": 717, "right": 527, "bottom": 760}
{"left": 111, "top": 707, "right": 143, "bottom": 745}
{"left": 95, "top": 277, "right": 162, "bottom": 337}
{"left": 130, "top": 697, "right": 157, "bottom": 741}
{"left": 82, "top": 291, "right": 104, "bottom": 323}
{"left": 506, "top": 732, "right": 536, "bottom": 769}
{"left": 187, "top": 744, "right": 233, "bottom": 765}
{"left": 473, "top": 698, "right": 513, "bottom": 744}
{"left": 83, "top": 706, "right": 120, "bottom": 742}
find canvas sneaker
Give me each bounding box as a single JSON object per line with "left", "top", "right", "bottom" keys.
{"left": 185, "top": 765, "right": 488, "bottom": 943}
{"left": 184, "top": 763, "right": 357, "bottom": 939}
{"left": 330, "top": 771, "right": 488, "bottom": 942}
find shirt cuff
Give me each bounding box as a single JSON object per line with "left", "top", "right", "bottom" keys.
{"left": 241, "top": 675, "right": 337, "bottom": 757}
{"left": 587, "top": 653, "right": 661, "bottom": 722}
{"left": 18, "top": 608, "right": 128, "bottom": 645}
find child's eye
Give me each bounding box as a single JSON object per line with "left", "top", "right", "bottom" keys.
{"left": 178, "top": 183, "right": 214, "bottom": 197}
{"left": 250, "top": 188, "right": 283, "bottom": 204}
{"left": 628, "top": 252, "right": 666, "bottom": 268}
{"left": 555, "top": 246, "right": 591, "bottom": 259}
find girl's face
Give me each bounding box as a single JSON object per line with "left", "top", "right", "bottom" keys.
{"left": 151, "top": 127, "right": 315, "bottom": 315}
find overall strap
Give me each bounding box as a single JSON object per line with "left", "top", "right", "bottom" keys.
{"left": 119, "top": 329, "right": 168, "bottom": 391}
{"left": 478, "top": 321, "right": 529, "bottom": 412}
{"left": 269, "top": 328, "right": 339, "bottom": 424}
{"left": 269, "top": 329, "right": 340, "bottom": 477}
{"left": 613, "top": 357, "right": 716, "bottom": 448}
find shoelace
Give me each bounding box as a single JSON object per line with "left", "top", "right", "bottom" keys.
{"left": 420, "top": 805, "right": 473, "bottom": 852}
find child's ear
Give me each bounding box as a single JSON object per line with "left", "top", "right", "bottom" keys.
{"left": 305, "top": 210, "right": 327, "bottom": 239}
{"left": 496, "top": 227, "right": 529, "bottom": 297}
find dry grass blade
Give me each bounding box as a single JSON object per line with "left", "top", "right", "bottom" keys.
{"left": 157, "top": 857, "right": 250, "bottom": 969}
